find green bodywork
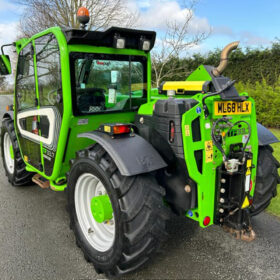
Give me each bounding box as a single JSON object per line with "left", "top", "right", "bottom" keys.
{"left": 11, "top": 27, "right": 258, "bottom": 228}
{"left": 12, "top": 27, "right": 151, "bottom": 187}
{"left": 140, "top": 65, "right": 258, "bottom": 228}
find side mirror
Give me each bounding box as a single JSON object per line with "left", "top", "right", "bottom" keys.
{"left": 111, "top": 70, "right": 121, "bottom": 84}
{"left": 0, "top": 55, "right": 11, "bottom": 75}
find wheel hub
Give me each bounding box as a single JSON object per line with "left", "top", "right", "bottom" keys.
{"left": 9, "top": 145, "right": 14, "bottom": 160}
{"left": 91, "top": 195, "right": 113, "bottom": 223}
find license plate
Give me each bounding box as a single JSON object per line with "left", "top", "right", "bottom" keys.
{"left": 214, "top": 101, "right": 251, "bottom": 116}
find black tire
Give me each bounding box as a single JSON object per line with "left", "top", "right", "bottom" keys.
{"left": 1, "top": 118, "right": 33, "bottom": 186}
{"left": 67, "top": 144, "right": 170, "bottom": 277}
{"left": 250, "top": 145, "right": 280, "bottom": 216}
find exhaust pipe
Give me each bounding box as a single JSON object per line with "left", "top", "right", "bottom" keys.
{"left": 212, "top": 41, "right": 240, "bottom": 77}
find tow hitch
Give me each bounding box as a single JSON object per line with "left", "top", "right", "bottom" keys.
{"left": 213, "top": 118, "right": 256, "bottom": 242}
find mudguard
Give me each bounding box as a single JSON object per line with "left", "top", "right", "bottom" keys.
{"left": 257, "top": 123, "right": 279, "bottom": 146}
{"left": 2, "top": 111, "right": 13, "bottom": 120}
{"left": 78, "top": 131, "right": 167, "bottom": 176}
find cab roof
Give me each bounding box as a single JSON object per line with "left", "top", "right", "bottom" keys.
{"left": 62, "top": 27, "right": 156, "bottom": 51}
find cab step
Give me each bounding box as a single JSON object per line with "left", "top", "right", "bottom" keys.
{"left": 32, "top": 174, "right": 50, "bottom": 189}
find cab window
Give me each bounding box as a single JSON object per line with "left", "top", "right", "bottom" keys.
{"left": 16, "top": 43, "right": 36, "bottom": 111}
{"left": 70, "top": 53, "right": 147, "bottom": 115}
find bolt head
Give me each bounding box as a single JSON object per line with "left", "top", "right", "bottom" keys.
{"left": 220, "top": 188, "right": 226, "bottom": 194}
{"left": 184, "top": 185, "right": 192, "bottom": 193}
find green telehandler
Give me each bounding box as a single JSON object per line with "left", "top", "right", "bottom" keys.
{"left": 0, "top": 7, "right": 279, "bottom": 277}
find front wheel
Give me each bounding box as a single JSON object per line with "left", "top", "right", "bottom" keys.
{"left": 250, "top": 145, "right": 280, "bottom": 216}
{"left": 67, "top": 144, "right": 169, "bottom": 277}
{"left": 1, "top": 118, "right": 33, "bottom": 186}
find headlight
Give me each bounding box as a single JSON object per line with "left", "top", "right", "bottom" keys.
{"left": 113, "top": 34, "right": 125, "bottom": 49}
{"left": 140, "top": 36, "right": 151, "bottom": 51}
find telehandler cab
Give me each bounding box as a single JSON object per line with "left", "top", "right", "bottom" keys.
{"left": 0, "top": 7, "right": 279, "bottom": 277}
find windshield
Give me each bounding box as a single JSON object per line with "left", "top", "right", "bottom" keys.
{"left": 70, "top": 53, "right": 147, "bottom": 115}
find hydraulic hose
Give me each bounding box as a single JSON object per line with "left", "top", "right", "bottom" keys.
{"left": 226, "top": 120, "right": 251, "bottom": 158}
{"left": 211, "top": 118, "right": 251, "bottom": 161}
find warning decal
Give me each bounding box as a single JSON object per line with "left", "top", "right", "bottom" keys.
{"left": 185, "top": 125, "right": 190, "bottom": 136}
{"left": 241, "top": 196, "right": 250, "bottom": 209}
{"left": 205, "top": 140, "right": 213, "bottom": 163}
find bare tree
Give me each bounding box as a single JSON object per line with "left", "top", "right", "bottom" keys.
{"left": 151, "top": 0, "right": 211, "bottom": 87}
{"left": 16, "top": 0, "right": 138, "bottom": 37}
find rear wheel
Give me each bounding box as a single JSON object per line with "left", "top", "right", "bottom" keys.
{"left": 1, "top": 118, "right": 33, "bottom": 186}
{"left": 250, "top": 145, "right": 280, "bottom": 216}
{"left": 68, "top": 144, "right": 169, "bottom": 277}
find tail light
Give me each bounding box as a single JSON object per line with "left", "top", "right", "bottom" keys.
{"left": 113, "top": 125, "right": 131, "bottom": 135}
{"left": 99, "top": 124, "right": 131, "bottom": 136}
{"left": 203, "top": 216, "right": 211, "bottom": 226}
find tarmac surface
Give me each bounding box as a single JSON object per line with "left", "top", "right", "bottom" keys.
{"left": 0, "top": 95, "right": 280, "bottom": 280}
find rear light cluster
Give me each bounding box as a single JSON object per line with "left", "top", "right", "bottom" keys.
{"left": 99, "top": 124, "right": 131, "bottom": 136}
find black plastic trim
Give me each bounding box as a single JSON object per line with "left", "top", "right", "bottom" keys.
{"left": 62, "top": 128, "right": 71, "bottom": 163}
{"left": 2, "top": 111, "right": 14, "bottom": 120}
{"left": 63, "top": 27, "right": 156, "bottom": 51}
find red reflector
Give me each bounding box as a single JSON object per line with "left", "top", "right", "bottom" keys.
{"left": 203, "top": 216, "right": 211, "bottom": 226}
{"left": 249, "top": 180, "right": 253, "bottom": 192}
{"left": 113, "top": 125, "right": 131, "bottom": 135}
{"left": 249, "top": 199, "right": 253, "bottom": 205}
{"left": 169, "top": 121, "right": 175, "bottom": 143}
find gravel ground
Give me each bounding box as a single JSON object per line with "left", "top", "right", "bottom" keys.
{"left": 0, "top": 95, "right": 279, "bottom": 280}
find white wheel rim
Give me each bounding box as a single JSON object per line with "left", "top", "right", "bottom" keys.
{"left": 74, "top": 173, "right": 115, "bottom": 252}
{"left": 3, "top": 132, "right": 14, "bottom": 174}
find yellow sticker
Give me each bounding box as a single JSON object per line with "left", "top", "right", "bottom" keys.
{"left": 205, "top": 140, "right": 213, "bottom": 163}
{"left": 24, "top": 155, "right": 28, "bottom": 162}
{"left": 246, "top": 159, "right": 252, "bottom": 168}
{"left": 104, "top": 126, "right": 111, "bottom": 133}
{"left": 241, "top": 196, "right": 250, "bottom": 209}
{"left": 246, "top": 168, "right": 251, "bottom": 176}
{"left": 185, "top": 125, "right": 190, "bottom": 136}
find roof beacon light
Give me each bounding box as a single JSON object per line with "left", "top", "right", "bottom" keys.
{"left": 114, "top": 34, "right": 126, "bottom": 49}
{"left": 77, "top": 7, "right": 90, "bottom": 30}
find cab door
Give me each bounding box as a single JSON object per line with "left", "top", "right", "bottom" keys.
{"left": 15, "top": 42, "right": 43, "bottom": 171}
{"left": 34, "top": 34, "right": 63, "bottom": 177}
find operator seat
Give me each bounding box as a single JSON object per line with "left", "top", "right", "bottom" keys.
{"left": 77, "top": 88, "right": 106, "bottom": 113}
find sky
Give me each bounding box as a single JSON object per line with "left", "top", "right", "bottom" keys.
{"left": 0, "top": 0, "right": 280, "bottom": 55}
